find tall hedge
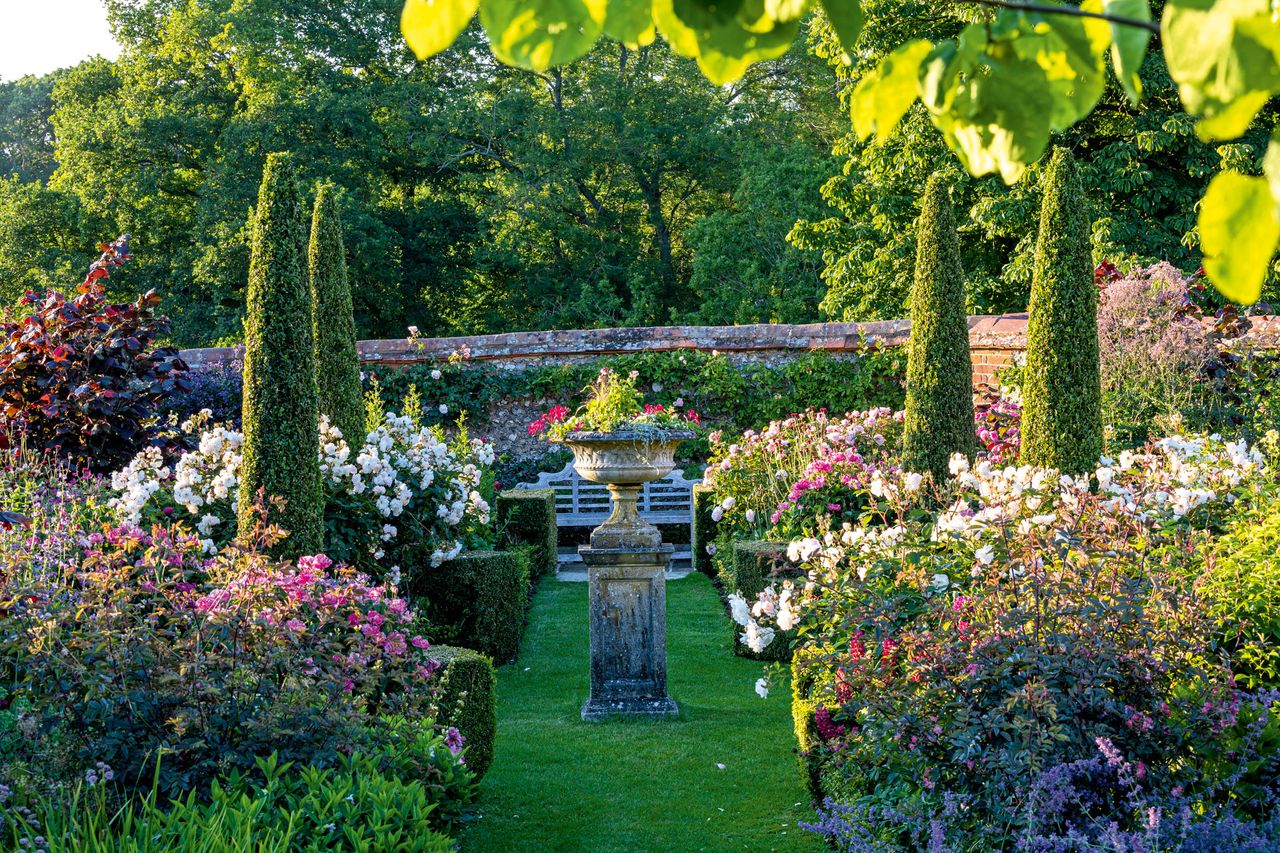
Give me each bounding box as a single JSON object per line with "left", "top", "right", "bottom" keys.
{"left": 1021, "top": 147, "right": 1103, "bottom": 474}
{"left": 309, "top": 184, "right": 364, "bottom": 448}
{"left": 901, "top": 173, "right": 975, "bottom": 481}
{"left": 238, "top": 153, "right": 323, "bottom": 555}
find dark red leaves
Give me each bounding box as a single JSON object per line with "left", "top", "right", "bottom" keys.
{"left": 0, "top": 235, "right": 193, "bottom": 472}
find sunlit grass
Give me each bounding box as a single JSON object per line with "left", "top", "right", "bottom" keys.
{"left": 460, "top": 573, "right": 821, "bottom": 853}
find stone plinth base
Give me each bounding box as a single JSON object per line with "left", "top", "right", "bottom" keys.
{"left": 579, "top": 545, "right": 678, "bottom": 721}
{"left": 582, "top": 696, "right": 679, "bottom": 721}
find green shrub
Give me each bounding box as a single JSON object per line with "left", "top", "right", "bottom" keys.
{"left": 238, "top": 152, "right": 323, "bottom": 555}
{"left": 718, "top": 539, "right": 786, "bottom": 599}
{"left": 1021, "top": 147, "right": 1102, "bottom": 474}
{"left": 8, "top": 753, "right": 457, "bottom": 852}
{"left": 692, "top": 484, "right": 718, "bottom": 577}
{"left": 496, "top": 489, "right": 557, "bottom": 580}
{"left": 366, "top": 715, "right": 476, "bottom": 832}
{"left": 790, "top": 644, "right": 824, "bottom": 798}
{"left": 309, "top": 183, "right": 364, "bottom": 448}
{"left": 901, "top": 174, "right": 974, "bottom": 481}
{"left": 411, "top": 549, "right": 531, "bottom": 663}
{"left": 430, "top": 645, "right": 498, "bottom": 781}
{"left": 1203, "top": 495, "right": 1280, "bottom": 689}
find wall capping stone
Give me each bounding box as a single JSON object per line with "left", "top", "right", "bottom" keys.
{"left": 179, "top": 313, "right": 1280, "bottom": 390}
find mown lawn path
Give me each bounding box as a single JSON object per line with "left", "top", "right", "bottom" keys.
{"left": 459, "top": 573, "right": 822, "bottom": 853}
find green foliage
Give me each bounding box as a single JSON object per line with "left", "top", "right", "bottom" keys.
{"left": 430, "top": 645, "right": 498, "bottom": 781}
{"left": 310, "top": 183, "right": 364, "bottom": 447}
{"left": 794, "top": 6, "right": 1280, "bottom": 323}
{"left": 683, "top": 142, "right": 831, "bottom": 324}
{"left": 238, "top": 153, "right": 323, "bottom": 555}
{"left": 15, "top": 12, "right": 834, "bottom": 345}
{"left": 496, "top": 489, "right": 558, "bottom": 580}
{"left": 0, "top": 178, "right": 93, "bottom": 307}
{"left": 0, "top": 74, "right": 61, "bottom": 184}
{"left": 370, "top": 347, "right": 903, "bottom": 455}
{"left": 691, "top": 483, "right": 718, "bottom": 577}
{"left": 9, "top": 753, "right": 457, "bottom": 852}
{"left": 410, "top": 548, "right": 531, "bottom": 663}
{"left": 1021, "top": 148, "right": 1103, "bottom": 474}
{"left": 900, "top": 174, "right": 974, "bottom": 481}
{"left": 1203, "top": 490, "right": 1280, "bottom": 690}
{"left": 718, "top": 539, "right": 787, "bottom": 600}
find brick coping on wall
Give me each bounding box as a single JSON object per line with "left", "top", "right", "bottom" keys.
{"left": 178, "top": 312, "right": 1280, "bottom": 371}
{"left": 181, "top": 315, "right": 1029, "bottom": 368}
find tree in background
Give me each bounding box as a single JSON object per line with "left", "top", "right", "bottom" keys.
{"left": 0, "top": 73, "right": 62, "bottom": 183}
{"left": 309, "top": 183, "right": 364, "bottom": 447}
{"left": 1021, "top": 148, "right": 1103, "bottom": 475}
{"left": 0, "top": 2, "right": 836, "bottom": 344}
{"left": 238, "top": 153, "right": 323, "bottom": 555}
{"left": 901, "top": 174, "right": 974, "bottom": 482}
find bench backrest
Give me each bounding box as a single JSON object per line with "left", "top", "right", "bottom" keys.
{"left": 514, "top": 461, "right": 700, "bottom": 526}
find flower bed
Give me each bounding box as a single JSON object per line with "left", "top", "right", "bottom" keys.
{"left": 718, "top": 419, "right": 1280, "bottom": 849}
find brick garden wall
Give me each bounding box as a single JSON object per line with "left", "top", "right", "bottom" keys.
{"left": 180, "top": 312, "right": 1280, "bottom": 395}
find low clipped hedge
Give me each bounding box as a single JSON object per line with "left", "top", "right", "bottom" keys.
{"left": 719, "top": 539, "right": 794, "bottom": 662}
{"left": 410, "top": 549, "right": 531, "bottom": 664}
{"left": 791, "top": 644, "right": 825, "bottom": 799}
{"left": 497, "top": 489, "right": 557, "bottom": 580}
{"left": 719, "top": 539, "right": 786, "bottom": 599}
{"left": 431, "top": 645, "right": 498, "bottom": 781}
{"left": 691, "top": 484, "right": 718, "bottom": 577}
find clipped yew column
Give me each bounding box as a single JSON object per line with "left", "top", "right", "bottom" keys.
{"left": 555, "top": 429, "right": 693, "bottom": 720}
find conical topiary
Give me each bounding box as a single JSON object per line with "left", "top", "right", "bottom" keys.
{"left": 1020, "top": 147, "right": 1102, "bottom": 474}
{"left": 238, "top": 152, "right": 323, "bottom": 555}
{"left": 901, "top": 173, "right": 975, "bottom": 481}
{"left": 309, "top": 183, "right": 364, "bottom": 448}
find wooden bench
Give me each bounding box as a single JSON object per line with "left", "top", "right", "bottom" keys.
{"left": 513, "top": 461, "right": 701, "bottom": 565}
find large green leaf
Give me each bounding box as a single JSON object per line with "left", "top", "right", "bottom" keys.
{"left": 654, "top": 0, "right": 798, "bottom": 84}
{"left": 820, "top": 0, "right": 865, "bottom": 55}
{"left": 401, "top": 0, "right": 480, "bottom": 60}
{"left": 603, "top": 0, "right": 657, "bottom": 47}
{"left": 1001, "top": 12, "right": 1104, "bottom": 130}
{"left": 920, "top": 12, "right": 1104, "bottom": 184}
{"left": 1200, "top": 170, "right": 1280, "bottom": 304}
{"left": 1266, "top": 129, "right": 1280, "bottom": 215}
{"left": 1163, "top": 0, "right": 1280, "bottom": 141}
{"left": 479, "top": 0, "right": 608, "bottom": 71}
{"left": 851, "top": 39, "right": 933, "bottom": 144}
{"left": 1082, "top": 0, "right": 1152, "bottom": 104}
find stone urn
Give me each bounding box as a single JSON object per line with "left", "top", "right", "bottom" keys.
{"left": 554, "top": 428, "right": 694, "bottom": 721}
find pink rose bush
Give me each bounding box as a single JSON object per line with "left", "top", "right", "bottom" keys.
{"left": 705, "top": 408, "right": 904, "bottom": 540}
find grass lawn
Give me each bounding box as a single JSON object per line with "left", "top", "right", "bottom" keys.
{"left": 459, "top": 572, "right": 822, "bottom": 853}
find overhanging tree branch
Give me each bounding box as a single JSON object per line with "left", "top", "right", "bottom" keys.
{"left": 953, "top": 0, "right": 1160, "bottom": 34}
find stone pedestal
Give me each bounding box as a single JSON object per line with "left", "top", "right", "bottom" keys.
{"left": 579, "top": 544, "right": 679, "bottom": 721}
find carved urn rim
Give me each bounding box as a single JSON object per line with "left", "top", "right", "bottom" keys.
{"left": 551, "top": 427, "right": 697, "bottom": 445}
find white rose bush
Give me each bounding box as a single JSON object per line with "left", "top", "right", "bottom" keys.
{"left": 111, "top": 409, "right": 495, "bottom": 579}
